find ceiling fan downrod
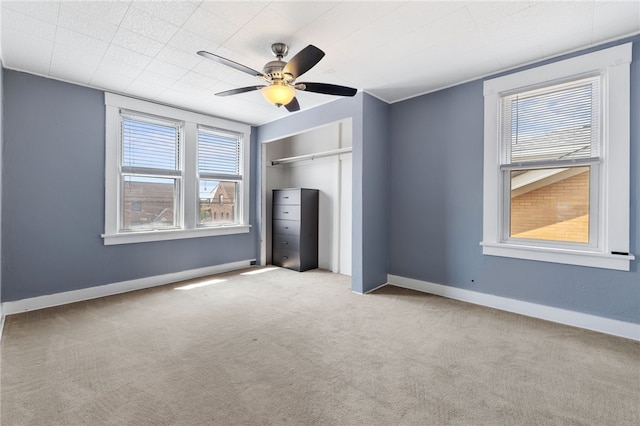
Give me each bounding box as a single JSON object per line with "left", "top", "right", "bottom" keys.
{"left": 270, "top": 42, "right": 289, "bottom": 59}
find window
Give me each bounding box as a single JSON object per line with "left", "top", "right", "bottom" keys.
{"left": 197, "top": 127, "right": 241, "bottom": 227}
{"left": 482, "top": 43, "right": 633, "bottom": 270}
{"left": 502, "top": 77, "right": 600, "bottom": 245}
{"left": 121, "top": 114, "right": 181, "bottom": 231}
{"left": 103, "top": 93, "right": 251, "bottom": 245}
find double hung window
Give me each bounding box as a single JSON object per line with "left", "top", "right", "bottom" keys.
{"left": 501, "top": 76, "right": 600, "bottom": 246}
{"left": 197, "top": 127, "right": 241, "bottom": 226}
{"left": 121, "top": 113, "right": 182, "bottom": 231}
{"left": 482, "top": 43, "right": 633, "bottom": 270}
{"left": 103, "top": 93, "right": 251, "bottom": 245}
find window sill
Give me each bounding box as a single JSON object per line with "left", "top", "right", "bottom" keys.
{"left": 480, "top": 241, "right": 634, "bottom": 271}
{"left": 102, "top": 225, "right": 251, "bottom": 245}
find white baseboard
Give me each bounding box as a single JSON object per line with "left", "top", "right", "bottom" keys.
{"left": 1, "top": 260, "right": 254, "bottom": 316}
{"left": 387, "top": 274, "right": 640, "bottom": 341}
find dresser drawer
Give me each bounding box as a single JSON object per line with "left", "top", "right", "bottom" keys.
{"left": 273, "top": 189, "right": 300, "bottom": 205}
{"left": 272, "top": 233, "right": 300, "bottom": 252}
{"left": 273, "top": 219, "right": 300, "bottom": 236}
{"left": 273, "top": 204, "right": 300, "bottom": 220}
{"left": 272, "top": 248, "right": 300, "bottom": 270}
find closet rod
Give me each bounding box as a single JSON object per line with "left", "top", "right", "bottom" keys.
{"left": 271, "top": 147, "right": 352, "bottom": 166}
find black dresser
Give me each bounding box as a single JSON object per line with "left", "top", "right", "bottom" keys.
{"left": 272, "top": 188, "right": 319, "bottom": 272}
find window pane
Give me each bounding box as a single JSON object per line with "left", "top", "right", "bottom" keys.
{"left": 510, "top": 166, "right": 590, "bottom": 243}
{"left": 122, "top": 117, "right": 179, "bottom": 170}
{"left": 198, "top": 128, "right": 240, "bottom": 176}
{"left": 501, "top": 77, "right": 600, "bottom": 164}
{"left": 198, "top": 180, "right": 238, "bottom": 226}
{"left": 122, "top": 176, "right": 177, "bottom": 230}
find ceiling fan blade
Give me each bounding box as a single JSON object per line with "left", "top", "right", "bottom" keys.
{"left": 283, "top": 45, "right": 325, "bottom": 79}
{"left": 215, "top": 86, "right": 266, "bottom": 97}
{"left": 285, "top": 97, "right": 300, "bottom": 112}
{"left": 198, "top": 50, "right": 265, "bottom": 77}
{"left": 298, "top": 82, "right": 357, "bottom": 97}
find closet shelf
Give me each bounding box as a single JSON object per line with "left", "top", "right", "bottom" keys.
{"left": 271, "top": 147, "right": 352, "bottom": 166}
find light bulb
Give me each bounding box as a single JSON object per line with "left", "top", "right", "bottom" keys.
{"left": 261, "top": 83, "right": 295, "bottom": 107}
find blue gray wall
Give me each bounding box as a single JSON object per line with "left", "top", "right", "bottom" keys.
{"left": 257, "top": 92, "right": 390, "bottom": 293}
{"left": 1, "top": 70, "right": 258, "bottom": 301}
{"left": 361, "top": 93, "right": 390, "bottom": 290}
{"left": 388, "top": 36, "right": 640, "bottom": 324}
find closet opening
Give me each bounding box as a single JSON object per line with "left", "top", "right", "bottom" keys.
{"left": 261, "top": 119, "right": 352, "bottom": 276}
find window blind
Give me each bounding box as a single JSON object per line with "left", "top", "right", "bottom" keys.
{"left": 198, "top": 127, "right": 241, "bottom": 179}
{"left": 122, "top": 116, "right": 180, "bottom": 173}
{"left": 500, "top": 76, "right": 600, "bottom": 166}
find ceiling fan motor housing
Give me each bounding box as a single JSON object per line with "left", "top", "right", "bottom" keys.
{"left": 263, "top": 60, "right": 292, "bottom": 81}
{"left": 263, "top": 43, "right": 294, "bottom": 81}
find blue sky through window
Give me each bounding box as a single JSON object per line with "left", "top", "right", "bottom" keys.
{"left": 512, "top": 84, "right": 592, "bottom": 141}
{"left": 508, "top": 78, "right": 598, "bottom": 163}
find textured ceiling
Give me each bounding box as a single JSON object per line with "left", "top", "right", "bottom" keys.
{"left": 1, "top": 1, "right": 639, "bottom": 126}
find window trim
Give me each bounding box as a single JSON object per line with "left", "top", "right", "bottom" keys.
{"left": 481, "top": 43, "right": 634, "bottom": 271}
{"left": 103, "top": 93, "right": 251, "bottom": 245}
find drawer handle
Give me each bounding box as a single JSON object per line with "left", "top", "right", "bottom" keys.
{"left": 283, "top": 256, "right": 288, "bottom": 259}
{"left": 282, "top": 242, "right": 288, "bottom": 245}
{"left": 283, "top": 211, "right": 289, "bottom": 214}
{"left": 283, "top": 196, "right": 289, "bottom": 199}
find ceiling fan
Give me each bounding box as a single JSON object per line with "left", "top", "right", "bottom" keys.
{"left": 197, "top": 43, "right": 357, "bottom": 112}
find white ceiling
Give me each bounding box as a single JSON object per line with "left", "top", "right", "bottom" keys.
{"left": 1, "top": 1, "right": 638, "bottom": 126}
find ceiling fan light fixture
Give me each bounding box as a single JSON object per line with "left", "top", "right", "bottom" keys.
{"left": 200, "top": 43, "right": 356, "bottom": 112}
{"left": 261, "top": 83, "right": 295, "bottom": 107}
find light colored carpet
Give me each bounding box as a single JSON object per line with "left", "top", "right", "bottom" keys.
{"left": 1, "top": 266, "right": 638, "bottom": 425}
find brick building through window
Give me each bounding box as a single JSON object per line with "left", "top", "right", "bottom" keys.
{"left": 199, "top": 181, "right": 237, "bottom": 225}
{"left": 122, "top": 180, "right": 175, "bottom": 230}
{"left": 510, "top": 169, "right": 589, "bottom": 243}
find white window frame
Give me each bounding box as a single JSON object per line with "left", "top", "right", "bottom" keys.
{"left": 103, "top": 93, "right": 251, "bottom": 245}
{"left": 481, "top": 43, "right": 634, "bottom": 271}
